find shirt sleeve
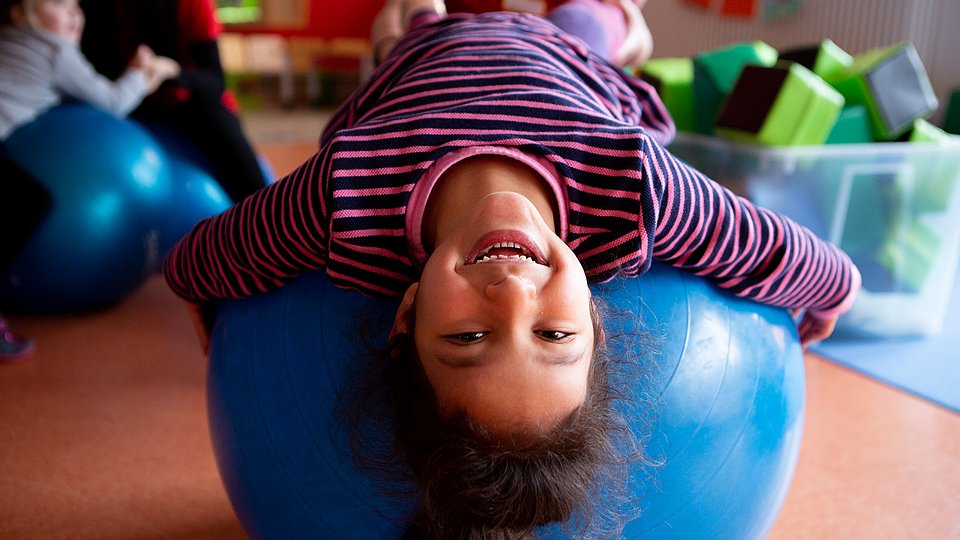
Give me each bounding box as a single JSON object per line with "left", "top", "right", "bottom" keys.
{"left": 162, "top": 145, "right": 334, "bottom": 302}
{"left": 644, "top": 133, "right": 861, "bottom": 317}
{"left": 52, "top": 45, "right": 148, "bottom": 117}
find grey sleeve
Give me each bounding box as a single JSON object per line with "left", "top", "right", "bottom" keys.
{"left": 51, "top": 45, "right": 149, "bottom": 117}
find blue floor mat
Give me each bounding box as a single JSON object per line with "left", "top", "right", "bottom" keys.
{"left": 814, "top": 265, "right": 960, "bottom": 414}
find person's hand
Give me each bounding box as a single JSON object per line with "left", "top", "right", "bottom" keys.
{"left": 794, "top": 310, "right": 839, "bottom": 350}
{"left": 129, "top": 44, "right": 156, "bottom": 70}
{"left": 371, "top": 0, "right": 447, "bottom": 65}
{"left": 608, "top": 0, "right": 653, "bottom": 67}
{"left": 144, "top": 55, "right": 182, "bottom": 92}
{"left": 183, "top": 300, "right": 213, "bottom": 356}
{"left": 405, "top": 0, "right": 446, "bottom": 19}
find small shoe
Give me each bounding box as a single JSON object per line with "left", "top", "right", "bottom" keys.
{"left": 0, "top": 319, "right": 35, "bottom": 362}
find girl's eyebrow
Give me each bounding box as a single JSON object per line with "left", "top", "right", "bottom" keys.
{"left": 544, "top": 347, "right": 588, "bottom": 366}
{"left": 437, "top": 352, "right": 485, "bottom": 368}
{"left": 437, "top": 347, "right": 586, "bottom": 368}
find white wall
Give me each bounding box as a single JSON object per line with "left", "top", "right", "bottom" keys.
{"left": 642, "top": 0, "right": 959, "bottom": 123}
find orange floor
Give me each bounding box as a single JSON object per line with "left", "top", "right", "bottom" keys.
{"left": 2, "top": 115, "right": 959, "bottom": 539}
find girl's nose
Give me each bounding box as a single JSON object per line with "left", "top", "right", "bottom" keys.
{"left": 484, "top": 274, "right": 537, "bottom": 304}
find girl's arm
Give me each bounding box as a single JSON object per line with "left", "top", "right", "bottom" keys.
{"left": 163, "top": 146, "right": 334, "bottom": 304}
{"left": 642, "top": 134, "right": 861, "bottom": 345}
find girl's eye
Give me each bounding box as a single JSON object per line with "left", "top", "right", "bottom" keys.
{"left": 536, "top": 330, "right": 573, "bottom": 342}
{"left": 447, "top": 332, "right": 487, "bottom": 343}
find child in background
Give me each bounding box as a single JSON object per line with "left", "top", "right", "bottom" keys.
{"left": 373, "top": 0, "right": 652, "bottom": 68}
{"left": 0, "top": 0, "right": 179, "bottom": 362}
{"left": 165, "top": 0, "right": 860, "bottom": 536}
{"left": 0, "top": 0, "right": 180, "bottom": 140}
{"left": 80, "top": 0, "right": 269, "bottom": 204}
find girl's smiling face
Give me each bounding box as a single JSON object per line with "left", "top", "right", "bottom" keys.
{"left": 400, "top": 190, "right": 595, "bottom": 433}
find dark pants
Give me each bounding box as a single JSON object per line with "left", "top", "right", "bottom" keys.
{"left": 0, "top": 148, "right": 52, "bottom": 276}
{"left": 132, "top": 95, "right": 268, "bottom": 204}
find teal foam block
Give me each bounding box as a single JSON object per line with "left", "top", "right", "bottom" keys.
{"left": 692, "top": 41, "right": 778, "bottom": 135}
{"left": 944, "top": 88, "right": 960, "bottom": 135}
{"left": 825, "top": 105, "right": 874, "bottom": 144}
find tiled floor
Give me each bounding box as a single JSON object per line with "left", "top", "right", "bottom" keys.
{"left": 2, "top": 108, "right": 959, "bottom": 539}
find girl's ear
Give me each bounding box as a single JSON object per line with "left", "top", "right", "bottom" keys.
{"left": 389, "top": 282, "right": 419, "bottom": 340}
{"left": 590, "top": 296, "right": 606, "bottom": 347}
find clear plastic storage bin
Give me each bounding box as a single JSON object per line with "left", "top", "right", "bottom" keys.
{"left": 668, "top": 133, "right": 960, "bottom": 338}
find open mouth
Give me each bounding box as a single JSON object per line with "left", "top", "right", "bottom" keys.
{"left": 465, "top": 231, "right": 548, "bottom": 266}
{"left": 472, "top": 241, "right": 538, "bottom": 264}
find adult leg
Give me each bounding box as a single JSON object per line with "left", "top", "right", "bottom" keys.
{"left": 181, "top": 99, "right": 269, "bottom": 203}
{"left": 133, "top": 98, "right": 268, "bottom": 204}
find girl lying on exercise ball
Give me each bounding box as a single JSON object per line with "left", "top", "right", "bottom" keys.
{"left": 163, "top": 0, "right": 860, "bottom": 537}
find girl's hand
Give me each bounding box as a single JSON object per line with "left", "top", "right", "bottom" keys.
{"left": 183, "top": 300, "right": 213, "bottom": 356}
{"left": 795, "top": 310, "right": 839, "bottom": 351}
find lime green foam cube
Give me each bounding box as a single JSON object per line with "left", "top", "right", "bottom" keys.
{"left": 897, "top": 119, "right": 960, "bottom": 213}
{"left": 877, "top": 217, "right": 941, "bottom": 292}
{"left": 827, "top": 42, "right": 938, "bottom": 141}
{"left": 779, "top": 39, "right": 853, "bottom": 82}
{"left": 639, "top": 57, "right": 695, "bottom": 133}
{"left": 715, "top": 62, "right": 843, "bottom": 146}
{"left": 902, "top": 118, "right": 952, "bottom": 143}
{"left": 692, "top": 41, "right": 778, "bottom": 135}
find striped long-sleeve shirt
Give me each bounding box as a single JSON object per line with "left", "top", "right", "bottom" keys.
{"left": 163, "top": 12, "right": 859, "bottom": 317}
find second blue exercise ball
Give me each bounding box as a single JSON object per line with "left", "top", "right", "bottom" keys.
{"left": 1, "top": 103, "right": 173, "bottom": 313}
{"left": 141, "top": 123, "right": 232, "bottom": 260}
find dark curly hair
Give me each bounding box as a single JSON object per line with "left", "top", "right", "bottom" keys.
{"left": 341, "top": 297, "right": 651, "bottom": 539}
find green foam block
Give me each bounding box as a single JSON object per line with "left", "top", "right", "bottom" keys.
{"left": 898, "top": 119, "right": 960, "bottom": 213}
{"left": 693, "top": 41, "right": 778, "bottom": 135}
{"left": 715, "top": 61, "right": 843, "bottom": 146}
{"left": 877, "top": 217, "right": 941, "bottom": 292}
{"left": 828, "top": 42, "right": 938, "bottom": 141}
{"left": 825, "top": 105, "right": 874, "bottom": 144}
{"left": 779, "top": 39, "right": 853, "bottom": 82}
{"left": 945, "top": 88, "right": 960, "bottom": 135}
{"left": 639, "top": 57, "right": 695, "bottom": 133}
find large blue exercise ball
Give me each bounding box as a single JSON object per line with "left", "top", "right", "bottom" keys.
{"left": 207, "top": 264, "right": 805, "bottom": 539}
{"left": 0, "top": 103, "right": 173, "bottom": 313}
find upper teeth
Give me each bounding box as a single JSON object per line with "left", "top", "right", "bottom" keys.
{"left": 474, "top": 242, "right": 535, "bottom": 264}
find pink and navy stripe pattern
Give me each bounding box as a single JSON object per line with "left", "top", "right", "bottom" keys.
{"left": 163, "top": 12, "right": 857, "bottom": 316}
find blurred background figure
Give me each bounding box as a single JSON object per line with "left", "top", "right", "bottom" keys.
{"left": 80, "top": 0, "right": 269, "bottom": 204}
